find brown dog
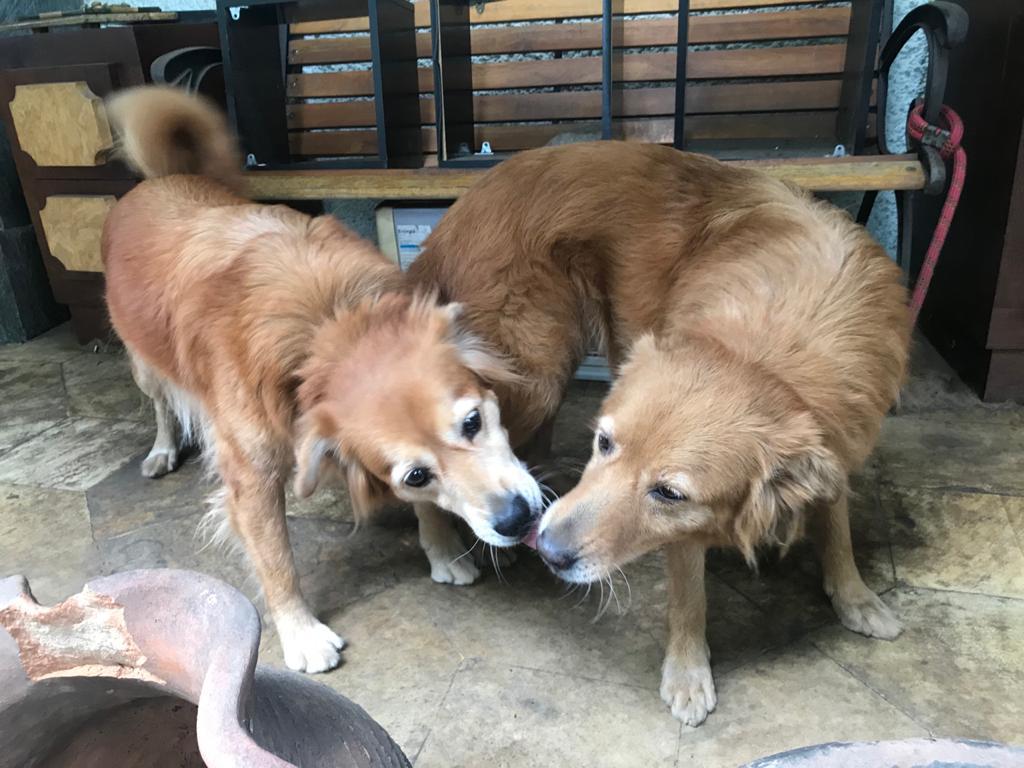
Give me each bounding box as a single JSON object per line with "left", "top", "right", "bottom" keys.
{"left": 409, "top": 142, "right": 910, "bottom": 724}
{"left": 102, "top": 86, "right": 542, "bottom": 673}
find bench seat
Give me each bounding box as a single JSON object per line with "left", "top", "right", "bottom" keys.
{"left": 242, "top": 154, "right": 925, "bottom": 200}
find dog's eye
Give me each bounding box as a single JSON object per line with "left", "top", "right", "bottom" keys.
{"left": 462, "top": 409, "right": 482, "bottom": 440}
{"left": 404, "top": 467, "right": 433, "bottom": 488}
{"left": 650, "top": 485, "right": 687, "bottom": 503}
{"left": 597, "top": 432, "right": 612, "bottom": 455}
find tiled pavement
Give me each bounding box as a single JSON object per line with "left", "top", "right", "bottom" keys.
{"left": 1, "top": 325, "right": 1022, "bottom": 766}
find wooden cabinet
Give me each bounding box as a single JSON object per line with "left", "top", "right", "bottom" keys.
{"left": 915, "top": 0, "right": 1024, "bottom": 401}
{"left": 0, "top": 20, "right": 220, "bottom": 343}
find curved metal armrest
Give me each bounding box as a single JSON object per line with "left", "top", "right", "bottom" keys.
{"left": 876, "top": 2, "right": 968, "bottom": 157}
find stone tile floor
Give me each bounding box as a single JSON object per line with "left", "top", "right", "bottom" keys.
{"left": 1, "top": 324, "right": 1023, "bottom": 767}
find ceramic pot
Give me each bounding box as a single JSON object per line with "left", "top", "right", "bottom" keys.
{"left": 0, "top": 569, "right": 410, "bottom": 768}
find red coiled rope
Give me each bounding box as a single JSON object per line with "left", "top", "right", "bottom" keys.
{"left": 905, "top": 99, "right": 967, "bottom": 326}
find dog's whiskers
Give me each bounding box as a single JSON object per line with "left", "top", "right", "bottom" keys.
{"left": 613, "top": 565, "right": 633, "bottom": 611}
{"left": 538, "top": 481, "right": 560, "bottom": 506}
{"left": 554, "top": 458, "right": 585, "bottom": 478}
{"left": 592, "top": 578, "right": 611, "bottom": 622}
{"left": 528, "top": 465, "right": 561, "bottom": 484}
{"left": 489, "top": 544, "right": 508, "bottom": 584}
{"left": 573, "top": 582, "right": 592, "bottom": 609}
{"left": 559, "top": 582, "right": 581, "bottom": 601}
{"left": 449, "top": 537, "right": 478, "bottom": 566}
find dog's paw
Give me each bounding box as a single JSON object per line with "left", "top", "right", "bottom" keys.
{"left": 660, "top": 656, "right": 716, "bottom": 727}
{"left": 429, "top": 555, "right": 481, "bottom": 586}
{"left": 277, "top": 612, "right": 345, "bottom": 674}
{"left": 141, "top": 447, "right": 178, "bottom": 478}
{"left": 832, "top": 588, "right": 902, "bottom": 640}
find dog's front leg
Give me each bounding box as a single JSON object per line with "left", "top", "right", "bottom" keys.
{"left": 811, "top": 488, "right": 902, "bottom": 640}
{"left": 661, "top": 538, "right": 716, "bottom": 727}
{"left": 221, "top": 451, "right": 344, "bottom": 673}
{"left": 414, "top": 502, "right": 481, "bottom": 585}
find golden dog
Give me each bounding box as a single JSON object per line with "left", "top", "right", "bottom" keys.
{"left": 102, "top": 86, "right": 542, "bottom": 673}
{"left": 409, "top": 142, "right": 910, "bottom": 724}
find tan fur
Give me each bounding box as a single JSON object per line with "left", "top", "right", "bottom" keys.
{"left": 409, "top": 141, "right": 911, "bottom": 724}
{"left": 102, "top": 86, "right": 541, "bottom": 674}
{"left": 106, "top": 85, "right": 241, "bottom": 191}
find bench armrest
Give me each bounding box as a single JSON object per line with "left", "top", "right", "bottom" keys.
{"left": 876, "top": 1, "right": 968, "bottom": 193}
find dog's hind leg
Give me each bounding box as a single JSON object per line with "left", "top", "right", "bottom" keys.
{"left": 414, "top": 502, "right": 481, "bottom": 585}
{"left": 218, "top": 440, "right": 344, "bottom": 673}
{"left": 128, "top": 352, "right": 180, "bottom": 478}
{"left": 811, "top": 489, "right": 902, "bottom": 640}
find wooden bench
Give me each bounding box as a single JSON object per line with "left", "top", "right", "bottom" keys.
{"left": 241, "top": 155, "right": 927, "bottom": 199}
{"left": 279, "top": 0, "right": 875, "bottom": 162}
{"left": 234, "top": 0, "right": 965, "bottom": 272}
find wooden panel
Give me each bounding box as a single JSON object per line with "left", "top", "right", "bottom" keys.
{"left": 0, "top": 10, "right": 177, "bottom": 32}
{"left": 9, "top": 82, "right": 113, "bottom": 167}
{"left": 289, "top": 8, "right": 852, "bottom": 65}
{"left": 288, "top": 44, "right": 847, "bottom": 98}
{"left": 289, "top": 0, "right": 833, "bottom": 34}
{"left": 287, "top": 81, "right": 842, "bottom": 128}
{"left": 290, "top": 112, "right": 840, "bottom": 156}
{"left": 37, "top": 195, "right": 115, "bottom": 273}
{"left": 241, "top": 155, "right": 924, "bottom": 200}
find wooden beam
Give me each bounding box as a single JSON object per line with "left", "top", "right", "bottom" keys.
{"left": 241, "top": 154, "right": 925, "bottom": 200}
{"left": 286, "top": 81, "right": 843, "bottom": 129}
{"left": 288, "top": 45, "right": 848, "bottom": 98}
{"left": 289, "top": 0, "right": 834, "bottom": 34}
{"left": 289, "top": 9, "right": 851, "bottom": 65}
{"left": 288, "top": 112, "right": 840, "bottom": 156}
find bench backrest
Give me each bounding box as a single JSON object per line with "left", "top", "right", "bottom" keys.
{"left": 285, "top": 0, "right": 887, "bottom": 164}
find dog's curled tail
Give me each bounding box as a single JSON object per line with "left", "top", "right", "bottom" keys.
{"left": 106, "top": 85, "right": 241, "bottom": 189}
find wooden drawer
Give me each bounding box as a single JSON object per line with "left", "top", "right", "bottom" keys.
{"left": 37, "top": 194, "right": 116, "bottom": 274}
{"left": 0, "top": 63, "right": 131, "bottom": 181}
{"left": 9, "top": 81, "right": 113, "bottom": 168}
{"left": 27, "top": 180, "right": 135, "bottom": 343}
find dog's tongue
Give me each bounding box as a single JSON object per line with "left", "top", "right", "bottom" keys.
{"left": 522, "top": 524, "right": 539, "bottom": 550}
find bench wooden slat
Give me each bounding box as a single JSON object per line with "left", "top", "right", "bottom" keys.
{"left": 287, "top": 44, "right": 847, "bottom": 98}
{"left": 288, "top": 8, "right": 851, "bottom": 65}
{"left": 287, "top": 81, "right": 842, "bottom": 129}
{"left": 288, "top": 0, "right": 836, "bottom": 35}
{"left": 241, "top": 155, "right": 924, "bottom": 199}
{"left": 289, "top": 112, "right": 839, "bottom": 156}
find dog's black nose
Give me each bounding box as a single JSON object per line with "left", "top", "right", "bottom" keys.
{"left": 537, "top": 529, "right": 579, "bottom": 572}
{"left": 492, "top": 493, "right": 534, "bottom": 539}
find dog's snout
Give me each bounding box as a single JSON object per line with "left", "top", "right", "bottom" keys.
{"left": 492, "top": 493, "right": 534, "bottom": 539}
{"left": 537, "top": 528, "right": 579, "bottom": 572}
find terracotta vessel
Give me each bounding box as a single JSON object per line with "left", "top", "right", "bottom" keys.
{"left": 0, "top": 569, "right": 410, "bottom": 768}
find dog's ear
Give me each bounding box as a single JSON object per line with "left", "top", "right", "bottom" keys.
{"left": 345, "top": 461, "right": 391, "bottom": 522}
{"left": 734, "top": 415, "right": 846, "bottom": 564}
{"left": 442, "top": 305, "right": 522, "bottom": 385}
{"left": 293, "top": 407, "right": 337, "bottom": 498}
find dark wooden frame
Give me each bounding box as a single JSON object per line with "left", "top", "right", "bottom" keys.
{"left": 837, "top": 0, "right": 886, "bottom": 154}
{"left": 904, "top": 0, "right": 1022, "bottom": 401}
{"left": 429, "top": 0, "right": 486, "bottom": 166}
{"left": 217, "top": 0, "right": 423, "bottom": 169}
{"left": 601, "top": 0, "right": 624, "bottom": 141}
{"left": 671, "top": 0, "right": 690, "bottom": 150}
